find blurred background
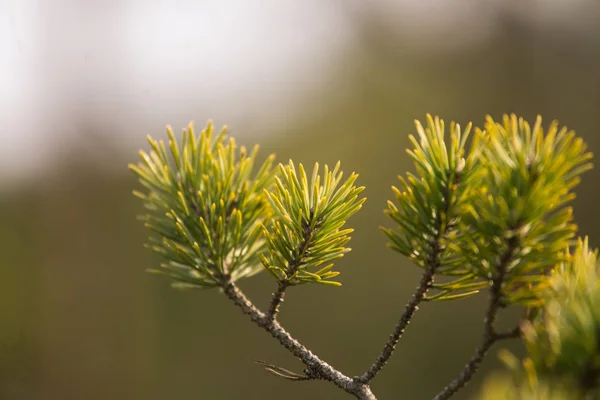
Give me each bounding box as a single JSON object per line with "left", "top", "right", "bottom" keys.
{"left": 1, "top": 0, "right": 599, "bottom": 399}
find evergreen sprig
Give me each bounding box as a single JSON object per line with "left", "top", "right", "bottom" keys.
{"left": 523, "top": 237, "right": 600, "bottom": 394}
{"left": 129, "top": 122, "right": 275, "bottom": 288}
{"left": 382, "top": 114, "right": 486, "bottom": 301}
{"left": 129, "top": 113, "right": 595, "bottom": 400}
{"left": 259, "top": 161, "right": 365, "bottom": 286}
{"left": 456, "top": 115, "right": 593, "bottom": 306}
{"left": 478, "top": 238, "right": 600, "bottom": 399}
{"left": 433, "top": 116, "right": 593, "bottom": 400}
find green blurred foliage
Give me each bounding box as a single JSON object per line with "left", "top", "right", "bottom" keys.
{"left": 1, "top": 13, "right": 600, "bottom": 400}
{"left": 478, "top": 238, "right": 600, "bottom": 399}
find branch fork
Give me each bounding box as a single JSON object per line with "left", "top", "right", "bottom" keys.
{"left": 131, "top": 115, "right": 591, "bottom": 399}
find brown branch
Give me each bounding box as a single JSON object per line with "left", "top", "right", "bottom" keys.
{"left": 358, "top": 259, "right": 437, "bottom": 383}
{"left": 494, "top": 325, "right": 521, "bottom": 341}
{"left": 432, "top": 238, "right": 520, "bottom": 400}
{"left": 438, "top": 341, "right": 494, "bottom": 400}
{"left": 222, "top": 278, "right": 377, "bottom": 400}
{"left": 431, "top": 323, "right": 521, "bottom": 400}
{"left": 266, "top": 281, "right": 290, "bottom": 322}
{"left": 358, "top": 185, "right": 452, "bottom": 383}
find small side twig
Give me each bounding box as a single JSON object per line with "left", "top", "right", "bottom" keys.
{"left": 494, "top": 325, "right": 521, "bottom": 341}
{"left": 254, "top": 360, "right": 312, "bottom": 381}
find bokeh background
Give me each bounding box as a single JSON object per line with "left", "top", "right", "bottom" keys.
{"left": 1, "top": 1, "right": 600, "bottom": 399}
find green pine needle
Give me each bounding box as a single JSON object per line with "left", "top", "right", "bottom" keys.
{"left": 130, "top": 121, "right": 276, "bottom": 288}
{"left": 457, "top": 115, "right": 593, "bottom": 306}
{"left": 384, "top": 114, "right": 593, "bottom": 304}
{"left": 384, "top": 114, "right": 482, "bottom": 300}
{"left": 261, "top": 161, "right": 365, "bottom": 286}
{"left": 480, "top": 238, "right": 600, "bottom": 398}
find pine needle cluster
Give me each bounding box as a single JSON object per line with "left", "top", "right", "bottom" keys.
{"left": 129, "top": 122, "right": 275, "bottom": 288}
{"left": 479, "top": 238, "right": 600, "bottom": 399}
{"left": 130, "top": 114, "right": 595, "bottom": 400}
{"left": 260, "top": 161, "right": 365, "bottom": 286}
{"left": 383, "top": 115, "right": 592, "bottom": 304}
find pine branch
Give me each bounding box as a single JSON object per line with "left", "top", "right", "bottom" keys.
{"left": 221, "top": 278, "right": 377, "bottom": 400}
{"left": 260, "top": 161, "right": 365, "bottom": 287}
{"left": 493, "top": 325, "right": 521, "bottom": 341}
{"left": 433, "top": 238, "right": 519, "bottom": 400}
{"left": 358, "top": 243, "right": 439, "bottom": 383}
{"left": 362, "top": 116, "right": 468, "bottom": 383}
{"left": 431, "top": 319, "right": 521, "bottom": 400}
{"left": 266, "top": 281, "right": 290, "bottom": 323}
{"left": 130, "top": 115, "right": 593, "bottom": 399}
{"left": 480, "top": 237, "right": 600, "bottom": 399}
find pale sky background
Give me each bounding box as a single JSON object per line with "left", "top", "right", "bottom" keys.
{"left": 0, "top": 0, "right": 597, "bottom": 185}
